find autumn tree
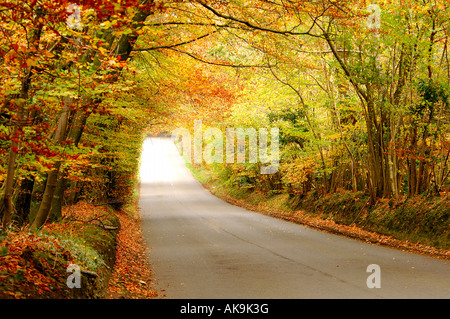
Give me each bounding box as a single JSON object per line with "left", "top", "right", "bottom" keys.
{"left": 177, "top": 0, "right": 449, "bottom": 200}
{"left": 0, "top": 0, "right": 157, "bottom": 230}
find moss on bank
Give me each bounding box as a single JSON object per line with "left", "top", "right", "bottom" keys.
{"left": 0, "top": 202, "right": 120, "bottom": 299}
{"left": 296, "top": 191, "right": 449, "bottom": 250}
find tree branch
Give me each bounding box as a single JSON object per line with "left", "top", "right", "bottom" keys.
{"left": 132, "top": 29, "right": 219, "bottom": 51}
{"left": 145, "top": 21, "right": 239, "bottom": 29}
{"left": 168, "top": 47, "right": 271, "bottom": 68}
{"left": 322, "top": 31, "right": 368, "bottom": 102}
{"left": 198, "top": 1, "right": 320, "bottom": 37}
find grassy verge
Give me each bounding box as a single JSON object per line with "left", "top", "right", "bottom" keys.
{"left": 188, "top": 163, "right": 449, "bottom": 260}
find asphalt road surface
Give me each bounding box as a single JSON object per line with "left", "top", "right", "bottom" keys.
{"left": 138, "top": 137, "right": 450, "bottom": 299}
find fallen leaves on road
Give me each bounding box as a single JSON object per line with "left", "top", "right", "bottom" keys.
{"left": 106, "top": 207, "right": 158, "bottom": 299}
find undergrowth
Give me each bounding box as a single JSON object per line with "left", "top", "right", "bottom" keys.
{"left": 0, "top": 202, "right": 120, "bottom": 299}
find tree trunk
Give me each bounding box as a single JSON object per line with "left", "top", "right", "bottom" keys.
{"left": 28, "top": 175, "right": 47, "bottom": 224}
{"left": 408, "top": 125, "right": 418, "bottom": 197}
{"left": 2, "top": 8, "right": 44, "bottom": 229}
{"left": 29, "top": 163, "right": 63, "bottom": 231}
{"left": 29, "top": 100, "right": 71, "bottom": 231}
{"left": 48, "top": 106, "right": 89, "bottom": 220}
{"left": 365, "top": 96, "right": 384, "bottom": 198}
{"left": 48, "top": 175, "right": 66, "bottom": 222}
{"left": 2, "top": 140, "right": 19, "bottom": 229}
{"left": 2, "top": 91, "right": 28, "bottom": 229}
{"left": 13, "top": 177, "right": 34, "bottom": 225}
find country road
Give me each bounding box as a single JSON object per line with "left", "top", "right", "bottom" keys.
{"left": 138, "top": 137, "right": 450, "bottom": 299}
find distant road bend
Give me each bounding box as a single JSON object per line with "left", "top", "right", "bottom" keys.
{"left": 138, "top": 137, "right": 450, "bottom": 299}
